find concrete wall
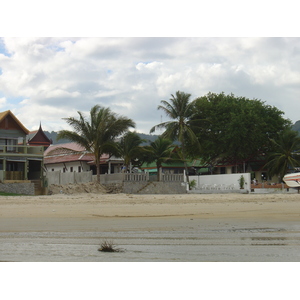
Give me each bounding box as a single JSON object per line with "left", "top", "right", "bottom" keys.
{"left": 46, "top": 170, "right": 93, "bottom": 185}
{"left": 189, "top": 173, "right": 251, "bottom": 192}
{"left": 123, "top": 181, "right": 187, "bottom": 194}
{"left": 97, "top": 173, "right": 124, "bottom": 184}
{"left": 0, "top": 182, "right": 35, "bottom": 195}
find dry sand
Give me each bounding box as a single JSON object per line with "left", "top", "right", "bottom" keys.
{"left": 0, "top": 192, "right": 299, "bottom": 221}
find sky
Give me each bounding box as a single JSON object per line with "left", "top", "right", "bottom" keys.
{"left": 0, "top": 2, "right": 299, "bottom": 136}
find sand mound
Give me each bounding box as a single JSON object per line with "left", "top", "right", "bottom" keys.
{"left": 48, "top": 182, "right": 109, "bottom": 195}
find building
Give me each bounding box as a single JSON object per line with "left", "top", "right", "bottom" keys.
{"left": 0, "top": 110, "right": 44, "bottom": 182}
{"left": 44, "top": 142, "right": 124, "bottom": 174}
{"left": 27, "top": 123, "right": 52, "bottom": 150}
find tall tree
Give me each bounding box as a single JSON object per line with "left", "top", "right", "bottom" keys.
{"left": 143, "top": 136, "right": 177, "bottom": 181}
{"left": 192, "top": 92, "right": 291, "bottom": 169}
{"left": 111, "top": 131, "right": 146, "bottom": 172}
{"left": 57, "top": 105, "right": 135, "bottom": 182}
{"left": 265, "top": 128, "right": 300, "bottom": 181}
{"left": 150, "top": 91, "right": 201, "bottom": 183}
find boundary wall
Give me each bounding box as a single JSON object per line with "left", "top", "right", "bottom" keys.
{"left": 189, "top": 173, "right": 251, "bottom": 193}
{"left": 46, "top": 171, "right": 93, "bottom": 185}
{"left": 0, "top": 182, "right": 35, "bottom": 195}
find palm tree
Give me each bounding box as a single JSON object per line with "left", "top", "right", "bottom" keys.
{"left": 265, "top": 128, "right": 300, "bottom": 181}
{"left": 111, "top": 131, "right": 146, "bottom": 172}
{"left": 150, "top": 91, "right": 200, "bottom": 183}
{"left": 57, "top": 105, "right": 135, "bottom": 183}
{"left": 143, "top": 136, "right": 177, "bottom": 181}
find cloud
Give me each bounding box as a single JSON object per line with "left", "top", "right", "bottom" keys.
{"left": 0, "top": 37, "right": 300, "bottom": 133}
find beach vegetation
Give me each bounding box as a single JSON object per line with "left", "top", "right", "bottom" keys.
{"left": 57, "top": 105, "right": 135, "bottom": 183}
{"left": 98, "top": 240, "right": 123, "bottom": 252}
{"left": 150, "top": 91, "right": 202, "bottom": 183}
{"left": 264, "top": 128, "right": 300, "bottom": 180}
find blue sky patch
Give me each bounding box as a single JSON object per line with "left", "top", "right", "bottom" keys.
{"left": 0, "top": 38, "right": 11, "bottom": 57}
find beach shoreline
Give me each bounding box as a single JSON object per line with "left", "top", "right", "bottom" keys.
{"left": 1, "top": 193, "right": 300, "bottom": 262}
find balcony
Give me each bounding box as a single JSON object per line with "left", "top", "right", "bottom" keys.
{"left": 0, "top": 145, "right": 44, "bottom": 157}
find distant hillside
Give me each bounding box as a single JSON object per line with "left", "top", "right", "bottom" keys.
{"left": 292, "top": 121, "right": 300, "bottom": 135}
{"left": 44, "top": 131, "right": 160, "bottom": 145}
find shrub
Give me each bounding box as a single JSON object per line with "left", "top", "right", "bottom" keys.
{"left": 98, "top": 240, "right": 123, "bottom": 252}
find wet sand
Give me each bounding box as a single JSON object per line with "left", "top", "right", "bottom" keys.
{"left": 1, "top": 193, "right": 300, "bottom": 261}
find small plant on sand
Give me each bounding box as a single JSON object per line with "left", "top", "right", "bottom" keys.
{"left": 98, "top": 240, "right": 123, "bottom": 252}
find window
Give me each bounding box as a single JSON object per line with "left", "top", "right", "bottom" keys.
{"left": 70, "top": 167, "right": 73, "bottom": 172}
{"left": 78, "top": 166, "right": 82, "bottom": 172}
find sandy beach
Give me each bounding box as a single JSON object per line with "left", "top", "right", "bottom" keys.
{"left": 1, "top": 192, "right": 300, "bottom": 261}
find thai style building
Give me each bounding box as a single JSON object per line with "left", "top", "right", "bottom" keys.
{"left": 0, "top": 110, "right": 44, "bottom": 182}
{"left": 27, "top": 123, "right": 52, "bottom": 150}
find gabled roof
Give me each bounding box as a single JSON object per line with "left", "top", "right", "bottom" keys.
{"left": 0, "top": 110, "right": 29, "bottom": 134}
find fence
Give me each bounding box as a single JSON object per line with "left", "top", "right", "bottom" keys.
{"left": 46, "top": 170, "right": 185, "bottom": 186}
{"left": 189, "top": 173, "right": 251, "bottom": 192}
{"left": 46, "top": 170, "right": 93, "bottom": 185}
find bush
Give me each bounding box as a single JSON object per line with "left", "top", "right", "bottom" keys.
{"left": 98, "top": 240, "right": 123, "bottom": 252}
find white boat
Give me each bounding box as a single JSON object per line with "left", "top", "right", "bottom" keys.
{"left": 283, "top": 172, "right": 300, "bottom": 188}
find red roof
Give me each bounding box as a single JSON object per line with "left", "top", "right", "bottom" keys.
{"left": 44, "top": 142, "right": 86, "bottom": 156}
{"left": 44, "top": 153, "right": 95, "bottom": 164}
{"left": 44, "top": 142, "right": 114, "bottom": 165}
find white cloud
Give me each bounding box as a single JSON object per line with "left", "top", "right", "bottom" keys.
{"left": 0, "top": 37, "right": 300, "bottom": 133}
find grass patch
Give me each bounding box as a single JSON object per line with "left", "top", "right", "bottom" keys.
{"left": 0, "top": 191, "right": 25, "bottom": 196}
{"left": 98, "top": 240, "right": 124, "bottom": 252}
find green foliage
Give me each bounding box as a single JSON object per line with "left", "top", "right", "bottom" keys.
{"left": 57, "top": 105, "right": 135, "bottom": 182}
{"left": 265, "top": 128, "right": 300, "bottom": 180}
{"left": 238, "top": 175, "right": 245, "bottom": 189}
{"left": 191, "top": 92, "right": 291, "bottom": 165}
{"left": 110, "top": 131, "right": 146, "bottom": 171}
{"left": 189, "top": 179, "right": 196, "bottom": 189}
{"left": 143, "top": 136, "right": 178, "bottom": 181}
{"left": 150, "top": 91, "right": 202, "bottom": 182}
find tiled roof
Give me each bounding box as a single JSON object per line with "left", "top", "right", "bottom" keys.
{"left": 44, "top": 153, "right": 95, "bottom": 164}
{"left": 44, "top": 142, "right": 86, "bottom": 155}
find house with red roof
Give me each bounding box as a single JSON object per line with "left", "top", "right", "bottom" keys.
{"left": 44, "top": 142, "right": 124, "bottom": 175}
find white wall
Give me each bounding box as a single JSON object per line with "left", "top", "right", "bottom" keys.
{"left": 45, "top": 161, "right": 91, "bottom": 173}
{"left": 190, "top": 173, "right": 251, "bottom": 192}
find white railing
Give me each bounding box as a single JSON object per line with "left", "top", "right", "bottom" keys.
{"left": 162, "top": 173, "right": 184, "bottom": 182}
{"left": 124, "top": 173, "right": 149, "bottom": 182}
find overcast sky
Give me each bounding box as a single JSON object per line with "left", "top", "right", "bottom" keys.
{"left": 0, "top": 0, "right": 299, "bottom": 134}
{"left": 0, "top": 37, "right": 299, "bottom": 134}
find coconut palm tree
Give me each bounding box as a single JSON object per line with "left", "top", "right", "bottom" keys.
{"left": 57, "top": 105, "right": 135, "bottom": 183}
{"left": 143, "top": 136, "right": 177, "bottom": 181}
{"left": 150, "top": 91, "right": 201, "bottom": 183}
{"left": 111, "top": 131, "right": 146, "bottom": 172}
{"left": 265, "top": 128, "right": 300, "bottom": 181}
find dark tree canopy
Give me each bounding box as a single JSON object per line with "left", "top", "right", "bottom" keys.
{"left": 265, "top": 128, "right": 300, "bottom": 180}
{"left": 190, "top": 92, "right": 291, "bottom": 165}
